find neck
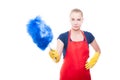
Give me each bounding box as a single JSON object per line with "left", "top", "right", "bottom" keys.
{"left": 71, "top": 28, "right": 82, "bottom": 34}
{"left": 70, "top": 29, "right": 84, "bottom": 41}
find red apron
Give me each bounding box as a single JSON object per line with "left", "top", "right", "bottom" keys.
{"left": 60, "top": 30, "right": 91, "bottom": 80}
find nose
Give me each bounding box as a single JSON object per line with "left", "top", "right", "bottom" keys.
{"left": 74, "top": 20, "right": 78, "bottom": 25}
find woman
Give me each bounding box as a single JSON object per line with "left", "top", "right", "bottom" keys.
{"left": 49, "top": 8, "right": 101, "bottom": 80}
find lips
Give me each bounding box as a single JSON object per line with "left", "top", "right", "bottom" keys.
{"left": 73, "top": 26, "right": 79, "bottom": 28}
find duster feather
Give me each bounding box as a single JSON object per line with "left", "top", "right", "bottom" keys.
{"left": 27, "top": 16, "right": 53, "bottom": 50}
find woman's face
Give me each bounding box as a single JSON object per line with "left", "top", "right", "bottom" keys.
{"left": 70, "top": 12, "right": 83, "bottom": 31}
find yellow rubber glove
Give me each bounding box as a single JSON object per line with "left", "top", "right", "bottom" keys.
{"left": 49, "top": 49, "right": 60, "bottom": 63}
{"left": 85, "top": 52, "right": 100, "bottom": 69}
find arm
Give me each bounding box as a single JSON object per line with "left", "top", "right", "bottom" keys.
{"left": 49, "top": 39, "right": 64, "bottom": 63}
{"left": 90, "top": 39, "right": 101, "bottom": 53}
{"left": 85, "top": 39, "right": 101, "bottom": 69}
{"left": 56, "top": 39, "right": 64, "bottom": 57}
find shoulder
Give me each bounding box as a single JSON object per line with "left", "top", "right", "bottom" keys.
{"left": 57, "top": 31, "right": 69, "bottom": 45}
{"left": 83, "top": 31, "right": 94, "bottom": 37}
{"left": 58, "top": 31, "right": 69, "bottom": 38}
{"left": 83, "top": 31, "right": 95, "bottom": 44}
{"left": 83, "top": 31, "right": 92, "bottom": 35}
{"left": 60, "top": 31, "right": 69, "bottom": 35}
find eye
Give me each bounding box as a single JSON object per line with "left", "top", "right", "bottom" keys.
{"left": 77, "top": 19, "right": 81, "bottom": 21}
{"left": 71, "top": 18, "right": 75, "bottom": 21}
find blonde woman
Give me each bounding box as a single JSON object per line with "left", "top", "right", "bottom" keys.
{"left": 49, "top": 8, "right": 101, "bottom": 80}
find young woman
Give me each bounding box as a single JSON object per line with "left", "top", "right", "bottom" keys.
{"left": 49, "top": 8, "right": 101, "bottom": 80}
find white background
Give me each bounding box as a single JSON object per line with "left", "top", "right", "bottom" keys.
{"left": 0, "top": 0, "right": 120, "bottom": 80}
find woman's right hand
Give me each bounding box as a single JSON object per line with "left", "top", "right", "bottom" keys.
{"left": 49, "top": 49, "right": 60, "bottom": 63}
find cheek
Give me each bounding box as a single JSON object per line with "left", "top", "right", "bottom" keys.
{"left": 70, "top": 21, "right": 74, "bottom": 25}
{"left": 78, "top": 21, "right": 83, "bottom": 25}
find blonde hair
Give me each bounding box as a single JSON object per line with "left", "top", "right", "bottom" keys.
{"left": 70, "top": 8, "right": 83, "bottom": 17}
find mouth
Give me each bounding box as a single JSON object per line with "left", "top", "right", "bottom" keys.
{"left": 73, "top": 26, "right": 79, "bottom": 28}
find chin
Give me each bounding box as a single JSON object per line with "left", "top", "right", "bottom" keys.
{"left": 72, "top": 28, "right": 80, "bottom": 31}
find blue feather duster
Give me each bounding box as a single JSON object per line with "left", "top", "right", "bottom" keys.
{"left": 26, "top": 16, "right": 53, "bottom": 50}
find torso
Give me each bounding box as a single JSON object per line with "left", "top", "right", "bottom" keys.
{"left": 58, "top": 30, "right": 95, "bottom": 58}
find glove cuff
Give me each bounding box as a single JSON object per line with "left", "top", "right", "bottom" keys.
{"left": 94, "top": 51, "right": 100, "bottom": 58}
{"left": 91, "top": 51, "right": 100, "bottom": 61}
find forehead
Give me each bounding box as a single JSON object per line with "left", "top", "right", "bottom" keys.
{"left": 70, "top": 12, "right": 83, "bottom": 18}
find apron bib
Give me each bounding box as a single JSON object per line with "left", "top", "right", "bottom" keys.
{"left": 60, "top": 30, "right": 91, "bottom": 80}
